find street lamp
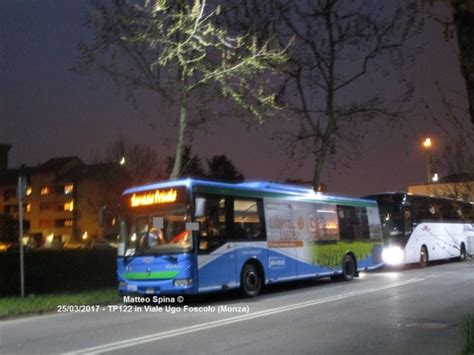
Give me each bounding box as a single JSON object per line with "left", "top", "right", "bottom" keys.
{"left": 422, "top": 137, "right": 432, "bottom": 184}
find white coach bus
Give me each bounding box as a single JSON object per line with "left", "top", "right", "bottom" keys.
{"left": 364, "top": 192, "right": 473, "bottom": 267}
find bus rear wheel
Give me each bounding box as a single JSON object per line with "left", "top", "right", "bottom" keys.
{"left": 420, "top": 246, "right": 428, "bottom": 268}
{"left": 241, "top": 263, "right": 262, "bottom": 297}
{"left": 342, "top": 254, "right": 356, "bottom": 281}
{"left": 459, "top": 243, "right": 467, "bottom": 262}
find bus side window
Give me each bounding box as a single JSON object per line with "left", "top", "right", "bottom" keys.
{"left": 354, "top": 207, "right": 370, "bottom": 240}
{"left": 231, "top": 198, "right": 265, "bottom": 241}
{"left": 337, "top": 206, "right": 371, "bottom": 241}
{"left": 337, "top": 206, "right": 357, "bottom": 241}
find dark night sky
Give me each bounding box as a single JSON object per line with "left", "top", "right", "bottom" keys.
{"left": 0, "top": 0, "right": 470, "bottom": 196}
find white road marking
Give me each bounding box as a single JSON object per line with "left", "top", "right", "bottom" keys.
{"left": 66, "top": 277, "right": 425, "bottom": 354}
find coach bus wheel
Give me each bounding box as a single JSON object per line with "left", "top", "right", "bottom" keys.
{"left": 459, "top": 243, "right": 467, "bottom": 262}
{"left": 342, "top": 254, "right": 356, "bottom": 281}
{"left": 241, "top": 263, "right": 262, "bottom": 297}
{"left": 420, "top": 246, "right": 428, "bottom": 268}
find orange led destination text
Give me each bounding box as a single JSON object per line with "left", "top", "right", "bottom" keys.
{"left": 130, "top": 189, "right": 177, "bottom": 207}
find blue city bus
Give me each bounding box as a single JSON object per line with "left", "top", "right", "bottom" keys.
{"left": 117, "top": 179, "right": 384, "bottom": 297}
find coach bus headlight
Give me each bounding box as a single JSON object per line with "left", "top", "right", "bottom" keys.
{"left": 174, "top": 278, "right": 193, "bottom": 287}
{"left": 382, "top": 246, "right": 404, "bottom": 266}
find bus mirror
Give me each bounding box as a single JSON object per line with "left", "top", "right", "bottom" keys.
{"left": 195, "top": 197, "right": 206, "bottom": 217}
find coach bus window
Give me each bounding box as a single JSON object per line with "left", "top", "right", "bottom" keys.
{"left": 372, "top": 194, "right": 404, "bottom": 245}
{"left": 461, "top": 202, "right": 474, "bottom": 221}
{"left": 195, "top": 195, "right": 228, "bottom": 253}
{"left": 411, "top": 197, "right": 440, "bottom": 223}
{"left": 232, "top": 199, "right": 265, "bottom": 241}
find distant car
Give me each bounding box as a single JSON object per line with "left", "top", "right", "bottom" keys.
{"left": 90, "top": 240, "right": 116, "bottom": 249}
{"left": 63, "top": 242, "right": 85, "bottom": 250}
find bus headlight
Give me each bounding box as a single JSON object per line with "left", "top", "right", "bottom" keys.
{"left": 382, "top": 246, "right": 404, "bottom": 266}
{"left": 173, "top": 278, "right": 193, "bottom": 287}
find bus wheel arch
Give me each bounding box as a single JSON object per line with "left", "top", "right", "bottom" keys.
{"left": 341, "top": 253, "right": 357, "bottom": 281}
{"left": 240, "top": 260, "right": 264, "bottom": 297}
{"left": 420, "top": 245, "right": 429, "bottom": 267}
{"left": 459, "top": 243, "right": 467, "bottom": 262}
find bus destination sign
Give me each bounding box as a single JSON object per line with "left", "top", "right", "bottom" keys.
{"left": 130, "top": 188, "right": 178, "bottom": 207}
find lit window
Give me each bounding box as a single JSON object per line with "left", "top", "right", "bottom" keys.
{"left": 26, "top": 187, "right": 32, "bottom": 196}
{"left": 64, "top": 219, "right": 73, "bottom": 227}
{"left": 40, "top": 186, "right": 50, "bottom": 195}
{"left": 64, "top": 184, "right": 74, "bottom": 195}
{"left": 64, "top": 200, "right": 74, "bottom": 212}
{"left": 26, "top": 204, "right": 32, "bottom": 213}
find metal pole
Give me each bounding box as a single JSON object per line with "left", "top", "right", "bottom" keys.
{"left": 18, "top": 176, "right": 25, "bottom": 298}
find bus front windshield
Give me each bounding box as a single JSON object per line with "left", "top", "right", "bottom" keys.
{"left": 121, "top": 207, "right": 192, "bottom": 255}
{"left": 365, "top": 194, "right": 407, "bottom": 247}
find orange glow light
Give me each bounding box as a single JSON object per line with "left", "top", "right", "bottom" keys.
{"left": 422, "top": 137, "right": 432, "bottom": 149}
{"left": 130, "top": 189, "right": 177, "bottom": 207}
{"left": 40, "top": 186, "right": 50, "bottom": 195}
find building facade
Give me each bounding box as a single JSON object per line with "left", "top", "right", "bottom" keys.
{"left": 0, "top": 149, "right": 127, "bottom": 248}
{"left": 407, "top": 173, "right": 474, "bottom": 202}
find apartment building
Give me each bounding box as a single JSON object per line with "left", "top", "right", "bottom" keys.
{"left": 0, "top": 146, "right": 127, "bottom": 247}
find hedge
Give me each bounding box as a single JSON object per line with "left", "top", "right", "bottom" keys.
{"left": 0, "top": 249, "right": 117, "bottom": 297}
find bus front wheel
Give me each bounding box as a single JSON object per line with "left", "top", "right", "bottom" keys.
{"left": 420, "top": 246, "right": 428, "bottom": 268}
{"left": 241, "top": 263, "right": 262, "bottom": 297}
{"left": 342, "top": 254, "right": 356, "bottom": 281}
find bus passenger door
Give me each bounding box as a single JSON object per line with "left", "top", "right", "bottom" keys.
{"left": 195, "top": 195, "right": 234, "bottom": 292}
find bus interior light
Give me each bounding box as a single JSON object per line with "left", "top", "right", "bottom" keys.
{"left": 382, "top": 246, "right": 404, "bottom": 266}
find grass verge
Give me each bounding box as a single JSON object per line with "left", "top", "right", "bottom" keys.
{"left": 461, "top": 313, "right": 474, "bottom": 355}
{"left": 0, "top": 288, "right": 119, "bottom": 319}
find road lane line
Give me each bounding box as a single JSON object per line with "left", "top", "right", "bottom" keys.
{"left": 66, "top": 277, "right": 425, "bottom": 354}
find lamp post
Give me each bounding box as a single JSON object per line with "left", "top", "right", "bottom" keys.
{"left": 422, "top": 137, "right": 432, "bottom": 184}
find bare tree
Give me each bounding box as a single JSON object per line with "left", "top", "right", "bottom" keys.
{"left": 415, "top": 0, "right": 474, "bottom": 125}
{"left": 431, "top": 140, "right": 474, "bottom": 201}
{"left": 429, "top": 83, "right": 474, "bottom": 202}
{"left": 76, "top": 0, "right": 286, "bottom": 179}
{"left": 223, "top": 0, "right": 415, "bottom": 190}
{"left": 102, "top": 137, "right": 165, "bottom": 184}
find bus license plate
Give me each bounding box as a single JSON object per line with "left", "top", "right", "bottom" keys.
{"left": 127, "top": 284, "right": 137, "bottom": 292}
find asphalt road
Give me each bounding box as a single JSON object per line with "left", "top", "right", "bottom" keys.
{"left": 1, "top": 260, "right": 473, "bottom": 355}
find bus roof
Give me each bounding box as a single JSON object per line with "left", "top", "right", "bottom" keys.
{"left": 364, "top": 191, "right": 474, "bottom": 206}
{"left": 123, "top": 178, "right": 377, "bottom": 207}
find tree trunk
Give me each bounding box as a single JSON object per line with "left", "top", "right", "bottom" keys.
{"left": 312, "top": 110, "right": 336, "bottom": 192}
{"left": 312, "top": 142, "right": 326, "bottom": 192}
{"left": 312, "top": 1, "right": 336, "bottom": 192}
{"left": 169, "top": 91, "right": 189, "bottom": 179}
